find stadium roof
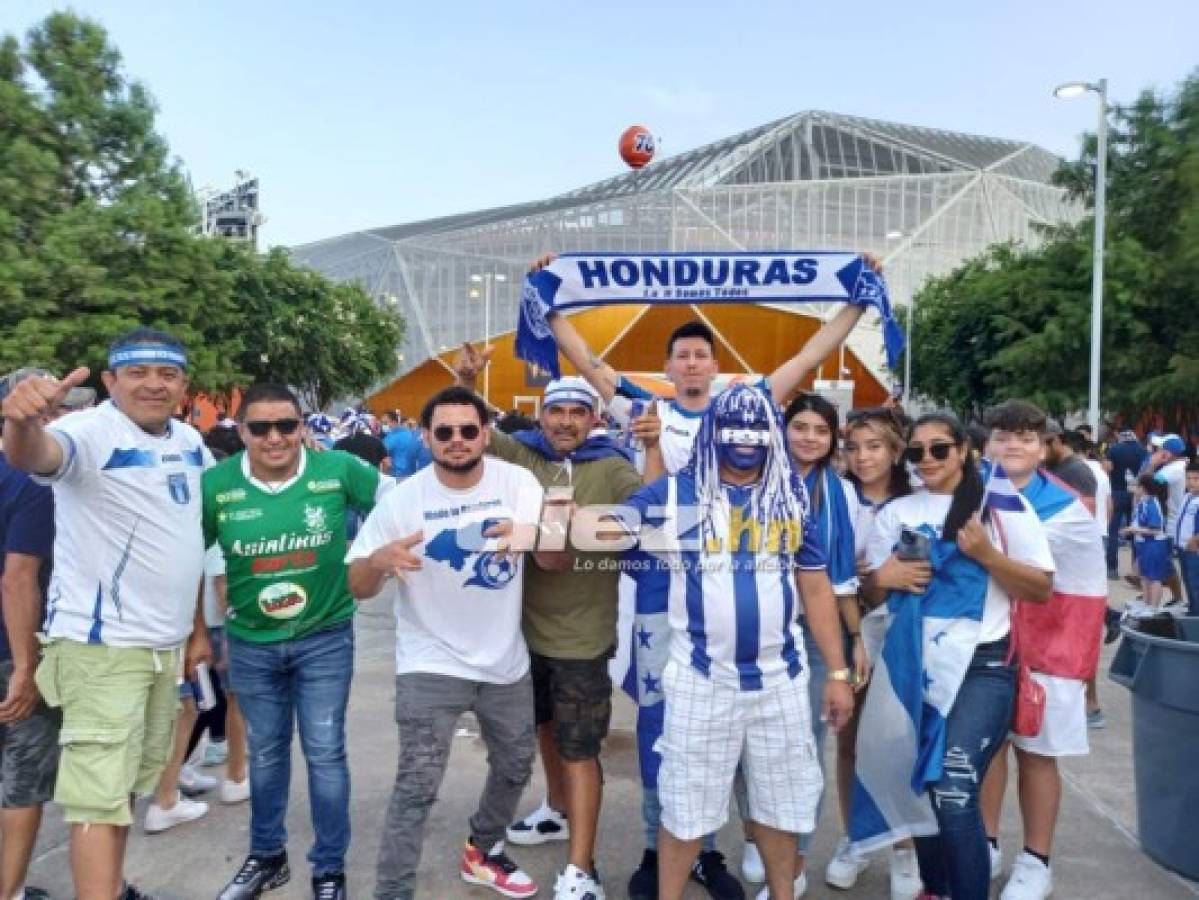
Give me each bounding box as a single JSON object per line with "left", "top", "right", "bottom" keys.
{"left": 298, "top": 110, "right": 1063, "bottom": 250}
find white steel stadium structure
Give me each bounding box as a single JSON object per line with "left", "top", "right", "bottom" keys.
{"left": 291, "top": 110, "right": 1081, "bottom": 387}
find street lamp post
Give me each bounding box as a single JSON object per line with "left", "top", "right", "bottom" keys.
{"left": 1055, "top": 78, "right": 1108, "bottom": 437}
{"left": 469, "top": 272, "right": 508, "bottom": 404}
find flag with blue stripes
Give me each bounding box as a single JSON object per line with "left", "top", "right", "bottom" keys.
{"left": 848, "top": 533, "right": 990, "bottom": 853}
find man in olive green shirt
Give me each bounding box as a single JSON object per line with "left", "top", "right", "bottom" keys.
{"left": 460, "top": 360, "right": 653, "bottom": 900}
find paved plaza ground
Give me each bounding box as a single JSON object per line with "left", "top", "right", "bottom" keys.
{"left": 24, "top": 575, "right": 1199, "bottom": 899}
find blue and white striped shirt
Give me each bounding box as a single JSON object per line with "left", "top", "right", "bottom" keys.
{"left": 621, "top": 472, "right": 826, "bottom": 691}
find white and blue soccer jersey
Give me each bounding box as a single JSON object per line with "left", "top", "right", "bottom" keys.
{"left": 35, "top": 401, "right": 212, "bottom": 648}
{"left": 621, "top": 472, "right": 826, "bottom": 691}
{"left": 609, "top": 376, "right": 770, "bottom": 475}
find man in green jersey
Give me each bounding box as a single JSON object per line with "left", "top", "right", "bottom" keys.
{"left": 202, "top": 384, "right": 390, "bottom": 900}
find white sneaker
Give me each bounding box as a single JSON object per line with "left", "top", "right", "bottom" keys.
{"left": 1000, "top": 851, "right": 1053, "bottom": 900}
{"left": 506, "top": 798, "right": 569, "bottom": 846}
{"left": 742, "top": 840, "right": 766, "bottom": 883}
{"left": 220, "top": 776, "right": 251, "bottom": 804}
{"left": 889, "top": 846, "right": 922, "bottom": 900}
{"left": 178, "top": 764, "right": 217, "bottom": 795}
{"left": 144, "top": 795, "right": 208, "bottom": 833}
{"left": 990, "top": 841, "right": 1004, "bottom": 881}
{"left": 754, "top": 870, "right": 807, "bottom": 899}
{"left": 825, "top": 837, "right": 869, "bottom": 889}
{"left": 553, "top": 863, "right": 605, "bottom": 900}
{"left": 200, "top": 739, "right": 228, "bottom": 767}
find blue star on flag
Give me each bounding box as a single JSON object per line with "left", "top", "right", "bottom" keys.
{"left": 642, "top": 671, "right": 661, "bottom": 695}
{"left": 636, "top": 626, "right": 654, "bottom": 649}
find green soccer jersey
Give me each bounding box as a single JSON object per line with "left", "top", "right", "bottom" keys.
{"left": 202, "top": 448, "right": 383, "bottom": 643}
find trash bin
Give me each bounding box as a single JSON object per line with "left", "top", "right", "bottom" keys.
{"left": 1109, "top": 616, "right": 1199, "bottom": 880}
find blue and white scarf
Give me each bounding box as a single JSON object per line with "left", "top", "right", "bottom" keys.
{"left": 510, "top": 429, "right": 633, "bottom": 465}
{"left": 516, "top": 252, "right": 904, "bottom": 379}
{"left": 804, "top": 464, "right": 857, "bottom": 589}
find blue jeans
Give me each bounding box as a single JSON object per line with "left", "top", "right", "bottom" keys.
{"left": 228, "top": 621, "right": 355, "bottom": 876}
{"left": 915, "top": 637, "right": 1014, "bottom": 900}
{"left": 1107, "top": 490, "right": 1132, "bottom": 572}
{"left": 1181, "top": 550, "right": 1199, "bottom": 616}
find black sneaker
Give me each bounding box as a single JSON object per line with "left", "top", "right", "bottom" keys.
{"left": 627, "top": 848, "right": 658, "bottom": 900}
{"left": 217, "top": 852, "right": 291, "bottom": 900}
{"left": 312, "top": 873, "right": 346, "bottom": 900}
{"left": 690, "top": 850, "right": 745, "bottom": 900}
{"left": 25, "top": 889, "right": 51, "bottom": 900}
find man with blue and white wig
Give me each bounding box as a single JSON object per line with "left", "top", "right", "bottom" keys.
{"left": 615, "top": 383, "right": 855, "bottom": 900}
{"left": 1, "top": 327, "right": 213, "bottom": 900}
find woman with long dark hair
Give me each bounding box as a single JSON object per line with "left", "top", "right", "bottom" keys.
{"left": 858, "top": 413, "right": 1053, "bottom": 900}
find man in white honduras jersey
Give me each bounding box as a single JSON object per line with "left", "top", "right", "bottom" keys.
{"left": 616, "top": 384, "right": 855, "bottom": 900}
{"left": 1, "top": 328, "right": 213, "bottom": 900}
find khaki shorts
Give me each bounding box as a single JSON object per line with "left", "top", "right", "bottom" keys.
{"left": 35, "top": 640, "right": 182, "bottom": 825}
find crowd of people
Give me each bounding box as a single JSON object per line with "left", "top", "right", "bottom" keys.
{"left": 0, "top": 254, "right": 1194, "bottom": 900}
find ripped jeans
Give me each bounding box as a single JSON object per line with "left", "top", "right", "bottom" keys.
{"left": 375, "top": 671, "right": 536, "bottom": 900}
{"left": 916, "top": 636, "right": 1014, "bottom": 900}
{"left": 229, "top": 621, "right": 354, "bottom": 876}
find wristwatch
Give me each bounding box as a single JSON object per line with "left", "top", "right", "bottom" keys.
{"left": 828, "top": 668, "right": 853, "bottom": 683}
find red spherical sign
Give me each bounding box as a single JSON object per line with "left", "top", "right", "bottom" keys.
{"left": 619, "top": 125, "right": 655, "bottom": 169}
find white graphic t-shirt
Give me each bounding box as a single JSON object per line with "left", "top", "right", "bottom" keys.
{"left": 347, "top": 458, "right": 544, "bottom": 684}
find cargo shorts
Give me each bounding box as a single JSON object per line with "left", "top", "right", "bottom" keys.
{"left": 531, "top": 649, "right": 613, "bottom": 761}
{"left": 0, "top": 661, "right": 61, "bottom": 808}
{"left": 35, "top": 640, "right": 182, "bottom": 825}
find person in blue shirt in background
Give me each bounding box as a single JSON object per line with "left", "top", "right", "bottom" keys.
{"left": 381, "top": 410, "right": 432, "bottom": 479}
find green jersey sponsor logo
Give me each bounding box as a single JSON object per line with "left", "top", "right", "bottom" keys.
{"left": 258, "top": 581, "right": 308, "bottom": 619}
{"left": 229, "top": 531, "right": 334, "bottom": 556}
{"left": 216, "top": 488, "right": 247, "bottom": 504}
{"left": 307, "top": 479, "right": 340, "bottom": 493}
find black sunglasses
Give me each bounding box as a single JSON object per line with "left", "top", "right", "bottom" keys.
{"left": 904, "top": 442, "right": 956, "bottom": 463}
{"left": 245, "top": 418, "right": 301, "bottom": 438}
{"left": 432, "top": 423, "right": 481, "bottom": 443}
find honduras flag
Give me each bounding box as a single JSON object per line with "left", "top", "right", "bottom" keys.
{"left": 619, "top": 548, "right": 673, "bottom": 789}
{"left": 849, "top": 531, "right": 990, "bottom": 852}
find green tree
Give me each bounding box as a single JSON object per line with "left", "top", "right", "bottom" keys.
{"left": 215, "top": 246, "right": 404, "bottom": 410}
{"left": 0, "top": 11, "right": 404, "bottom": 407}
{"left": 911, "top": 71, "right": 1199, "bottom": 426}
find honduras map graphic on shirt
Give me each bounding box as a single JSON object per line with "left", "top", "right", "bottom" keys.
{"left": 424, "top": 517, "right": 518, "bottom": 590}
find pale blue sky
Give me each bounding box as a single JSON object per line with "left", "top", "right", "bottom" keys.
{"left": 4, "top": 1, "right": 1196, "bottom": 248}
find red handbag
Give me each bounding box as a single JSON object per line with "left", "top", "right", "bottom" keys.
{"left": 1008, "top": 600, "right": 1046, "bottom": 738}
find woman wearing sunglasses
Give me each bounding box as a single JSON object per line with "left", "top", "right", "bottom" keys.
{"left": 736, "top": 392, "right": 862, "bottom": 899}
{"left": 857, "top": 413, "right": 1053, "bottom": 900}
{"left": 821, "top": 407, "right": 922, "bottom": 898}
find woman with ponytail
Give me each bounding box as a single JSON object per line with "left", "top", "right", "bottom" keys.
{"left": 857, "top": 413, "right": 1053, "bottom": 900}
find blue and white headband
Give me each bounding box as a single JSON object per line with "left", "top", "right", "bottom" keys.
{"left": 108, "top": 343, "right": 188, "bottom": 371}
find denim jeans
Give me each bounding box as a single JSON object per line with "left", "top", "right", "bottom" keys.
{"left": 228, "top": 621, "right": 354, "bottom": 876}
{"left": 375, "top": 672, "right": 536, "bottom": 900}
{"left": 1181, "top": 550, "right": 1199, "bottom": 616}
{"left": 1107, "top": 490, "right": 1132, "bottom": 572}
{"left": 915, "top": 637, "right": 1014, "bottom": 900}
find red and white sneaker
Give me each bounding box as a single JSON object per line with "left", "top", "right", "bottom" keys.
{"left": 460, "top": 838, "right": 538, "bottom": 898}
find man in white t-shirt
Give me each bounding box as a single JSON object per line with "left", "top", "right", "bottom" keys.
{"left": 978, "top": 401, "right": 1107, "bottom": 900}
{"left": 1, "top": 328, "right": 213, "bottom": 900}
{"left": 347, "top": 386, "right": 548, "bottom": 900}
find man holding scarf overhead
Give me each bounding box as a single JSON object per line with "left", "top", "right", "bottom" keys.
{"left": 455, "top": 366, "right": 653, "bottom": 900}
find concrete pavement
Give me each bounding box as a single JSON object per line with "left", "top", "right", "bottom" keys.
{"left": 23, "top": 580, "right": 1199, "bottom": 899}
